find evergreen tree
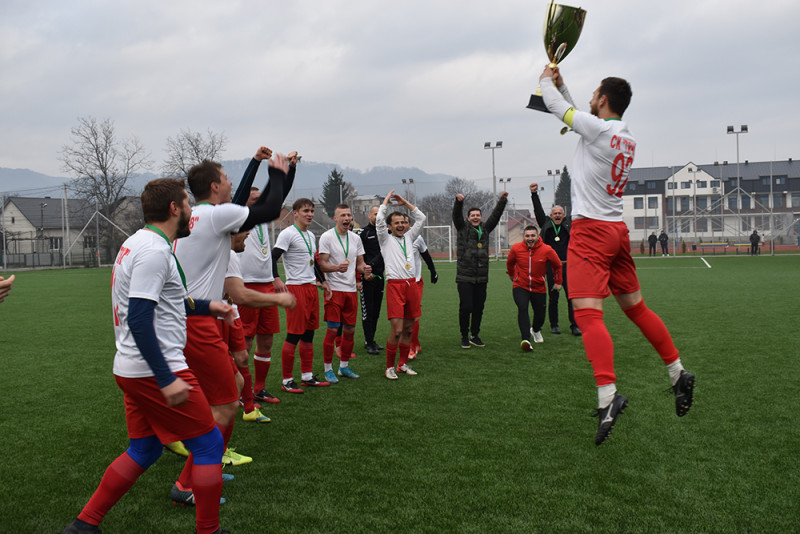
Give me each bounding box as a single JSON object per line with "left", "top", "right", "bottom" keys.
{"left": 555, "top": 165, "right": 572, "bottom": 216}
{"left": 320, "top": 169, "right": 357, "bottom": 217}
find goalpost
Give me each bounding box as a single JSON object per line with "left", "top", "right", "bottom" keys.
{"left": 422, "top": 225, "right": 453, "bottom": 262}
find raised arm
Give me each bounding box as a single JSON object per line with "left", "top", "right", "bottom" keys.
{"left": 452, "top": 194, "right": 465, "bottom": 230}
{"left": 232, "top": 146, "right": 272, "bottom": 205}
{"left": 530, "top": 183, "right": 547, "bottom": 227}
{"left": 484, "top": 191, "right": 508, "bottom": 233}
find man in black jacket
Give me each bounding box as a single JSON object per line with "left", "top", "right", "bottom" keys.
{"left": 453, "top": 191, "right": 508, "bottom": 348}
{"left": 648, "top": 232, "right": 658, "bottom": 256}
{"left": 358, "top": 205, "right": 385, "bottom": 354}
{"left": 530, "top": 183, "right": 581, "bottom": 336}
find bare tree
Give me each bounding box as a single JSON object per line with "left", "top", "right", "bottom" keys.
{"left": 60, "top": 116, "right": 152, "bottom": 261}
{"left": 162, "top": 128, "right": 228, "bottom": 178}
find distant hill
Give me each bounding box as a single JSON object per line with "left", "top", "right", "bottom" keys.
{"left": 1, "top": 161, "right": 457, "bottom": 200}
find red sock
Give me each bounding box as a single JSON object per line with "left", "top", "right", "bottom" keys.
{"left": 574, "top": 308, "right": 616, "bottom": 386}
{"left": 218, "top": 422, "right": 233, "bottom": 449}
{"left": 334, "top": 335, "right": 342, "bottom": 347}
{"left": 191, "top": 463, "right": 223, "bottom": 534}
{"left": 323, "top": 329, "right": 337, "bottom": 364}
{"left": 298, "top": 341, "right": 314, "bottom": 375}
{"left": 398, "top": 343, "right": 411, "bottom": 368}
{"left": 177, "top": 453, "right": 194, "bottom": 489}
{"left": 281, "top": 342, "right": 296, "bottom": 380}
{"left": 340, "top": 330, "right": 355, "bottom": 363}
{"left": 238, "top": 366, "right": 255, "bottom": 413}
{"left": 386, "top": 342, "right": 397, "bottom": 369}
{"left": 411, "top": 320, "right": 420, "bottom": 349}
{"left": 622, "top": 300, "right": 680, "bottom": 365}
{"left": 253, "top": 352, "right": 270, "bottom": 391}
{"left": 78, "top": 452, "right": 146, "bottom": 526}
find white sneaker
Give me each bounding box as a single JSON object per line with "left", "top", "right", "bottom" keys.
{"left": 397, "top": 363, "right": 418, "bottom": 376}
{"left": 385, "top": 367, "right": 398, "bottom": 380}
{"left": 532, "top": 330, "right": 544, "bottom": 343}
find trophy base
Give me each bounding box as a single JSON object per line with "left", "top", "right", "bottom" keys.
{"left": 526, "top": 94, "right": 550, "bottom": 113}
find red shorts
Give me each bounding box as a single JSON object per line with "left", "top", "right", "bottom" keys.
{"left": 285, "top": 284, "right": 319, "bottom": 335}
{"left": 324, "top": 291, "right": 358, "bottom": 326}
{"left": 238, "top": 282, "right": 281, "bottom": 337}
{"left": 217, "top": 316, "right": 247, "bottom": 353}
{"left": 116, "top": 369, "right": 216, "bottom": 444}
{"left": 417, "top": 279, "right": 424, "bottom": 301}
{"left": 567, "top": 218, "right": 640, "bottom": 299}
{"left": 184, "top": 315, "right": 239, "bottom": 405}
{"left": 386, "top": 278, "right": 421, "bottom": 319}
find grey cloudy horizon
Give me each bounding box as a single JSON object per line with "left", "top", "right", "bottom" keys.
{"left": 2, "top": 0, "right": 798, "bottom": 208}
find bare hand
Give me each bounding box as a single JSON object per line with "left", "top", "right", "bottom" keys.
{"left": 530, "top": 183, "right": 539, "bottom": 193}
{"left": 287, "top": 151, "right": 299, "bottom": 167}
{"left": 255, "top": 146, "right": 272, "bottom": 161}
{"left": 391, "top": 192, "right": 407, "bottom": 206}
{"left": 553, "top": 284, "right": 562, "bottom": 291}
{"left": 363, "top": 264, "right": 372, "bottom": 276}
{"left": 276, "top": 292, "right": 296, "bottom": 310}
{"left": 501, "top": 191, "right": 509, "bottom": 199}
{"left": 336, "top": 262, "right": 349, "bottom": 273}
{"left": 0, "top": 275, "right": 15, "bottom": 303}
{"left": 540, "top": 65, "right": 557, "bottom": 82}
{"left": 383, "top": 189, "right": 395, "bottom": 206}
{"left": 321, "top": 282, "right": 332, "bottom": 301}
{"left": 269, "top": 153, "right": 289, "bottom": 174}
{"left": 273, "top": 278, "right": 287, "bottom": 293}
{"left": 456, "top": 194, "right": 464, "bottom": 202}
{"left": 161, "top": 376, "right": 192, "bottom": 407}
{"left": 210, "top": 301, "right": 236, "bottom": 325}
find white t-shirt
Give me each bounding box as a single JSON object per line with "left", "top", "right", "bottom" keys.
{"left": 173, "top": 203, "right": 249, "bottom": 300}
{"left": 541, "top": 77, "right": 636, "bottom": 222}
{"left": 274, "top": 225, "right": 317, "bottom": 285}
{"left": 224, "top": 250, "right": 242, "bottom": 319}
{"left": 239, "top": 223, "right": 274, "bottom": 283}
{"left": 376, "top": 205, "right": 427, "bottom": 280}
{"left": 412, "top": 235, "right": 427, "bottom": 281}
{"left": 318, "top": 227, "right": 365, "bottom": 292}
{"left": 112, "top": 229, "right": 189, "bottom": 378}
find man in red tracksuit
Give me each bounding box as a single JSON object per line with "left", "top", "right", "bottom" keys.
{"left": 506, "top": 225, "right": 562, "bottom": 352}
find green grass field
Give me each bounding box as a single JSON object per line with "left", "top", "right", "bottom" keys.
{"left": 1, "top": 255, "right": 799, "bottom": 533}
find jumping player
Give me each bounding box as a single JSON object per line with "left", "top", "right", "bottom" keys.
{"left": 272, "top": 198, "right": 332, "bottom": 393}
{"left": 540, "top": 66, "right": 695, "bottom": 445}
{"left": 62, "top": 179, "right": 235, "bottom": 534}
{"left": 376, "top": 190, "right": 426, "bottom": 379}
{"left": 317, "top": 204, "right": 371, "bottom": 382}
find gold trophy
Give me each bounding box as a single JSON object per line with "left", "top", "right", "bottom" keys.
{"left": 527, "top": 1, "right": 587, "bottom": 113}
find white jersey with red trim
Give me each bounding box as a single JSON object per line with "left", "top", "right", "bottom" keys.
{"left": 173, "top": 203, "right": 249, "bottom": 301}
{"left": 412, "top": 235, "right": 427, "bottom": 281}
{"left": 112, "top": 229, "right": 188, "bottom": 378}
{"left": 376, "top": 205, "right": 426, "bottom": 280}
{"left": 318, "top": 228, "right": 365, "bottom": 292}
{"left": 239, "top": 223, "right": 274, "bottom": 283}
{"left": 274, "top": 225, "right": 316, "bottom": 285}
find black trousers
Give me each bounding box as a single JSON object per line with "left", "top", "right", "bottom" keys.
{"left": 660, "top": 242, "right": 668, "bottom": 255}
{"left": 649, "top": 243, "right": 657, "bottom": 256}
{"left": 546, "top": 263, "right": 575, "bottom": 329}
{"left": 457, "top": 281, "right": 487, "bottom": 337}
{"left": 513, "top": 287, "right": 546, "bottom": 340}
{"left": 360, "top": 277, "right": 384, "bottom": 344}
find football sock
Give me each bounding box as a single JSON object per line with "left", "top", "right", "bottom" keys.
{"left": 385, "top": 342, "right": 397, "bottom": 369}
{"left": 398, "top": 343, "right": 411, "bottom": 368}
{"left": 298, "top": 341, "right": 314, "bottom": 376}
{"left": 191, "top": 463, "right": 223, "bottom": 534}
{"left": 622, "top": 300, "right": 679, "bottom": 365}
{"left": 324, "top": 362, "right": 333, "bottom": 372}
{"left": 323, "top": 329, "right": 337, "bottom": 365}
{"left": 340, "top": 330, "right": 355, "bottom": 362}
{"left": 598, "top": 383, "right": 617, "bottom": 409}
{"left": 253, "top": 352, "right": 271, "bottom": 391}
{"left": 78, "top": 452, "right": 146, "bottom": 526}
{"left": 237, "top": 365, "right": 255, "bottom": 413}
{"left": 574, "top": 308, "right": 616, "bottom": 386}
{"left": 177, "top": 454, "right": 194, "bottom": 489}
{"left": 339, "top": 360, "right": 349, "bottom": 368}
{"left": 411, "top": 320, "right": 420, "bottom": 348}
{"left": 281, "top": 342, "right": 296, "bottom": 380}
{"left": 667, "top": 359, "right": 685, "bottom": 386}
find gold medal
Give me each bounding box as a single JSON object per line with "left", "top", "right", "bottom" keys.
{"left": 555, "top": 236, "right": 560, "bottom": 242}
{"left": 261, "top": 246, "right": 268, "bottom": 255}
{"left": 187, "top": 296, "right": 196, "bottom": 310}
{"left": 477, "top": 242, "right": 483, "bottom": 249}
{"left": 342, "top": 259, "right": 350, "bottom": 265}
{"left": 309, "top": 258, "right": 314, "bottom": 266}
{"left": 405, "top": 262, "right": 411, "bottom": 270}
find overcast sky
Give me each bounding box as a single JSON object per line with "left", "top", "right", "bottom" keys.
{"left": 2, "top": 0, "right": 798, "bottom": 207}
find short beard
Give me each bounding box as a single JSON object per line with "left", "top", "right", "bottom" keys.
{"left": 176, "top": 211, "right": 191, "bottom": 239}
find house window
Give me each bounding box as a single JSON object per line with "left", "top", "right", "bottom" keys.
{"left": 647, "top": 216, "right": 659, "bottom": 228}
{"left": 648, "top": 197, "right": 658, "bottom": 209}
{"left": 634, "top": 217, "right": 644, "bottom": 229}
{"left": 729, "top": 197, "right": 737, "bottom": 210}
{"left": 680, "top": 197, "right": 690, "bottom": 211}
{"left": 49, "top": 237, "right": 63, "bottom": 250}
{"left": 696, "top": 181, "right": 707, "bottom": 188}
{"left": 742, "top": 196, "right": 751, "bottom": 209}
{"left": 634, "top": 197, "right": 644, "bottom": 209}
{"left": 775, "top": 176, "right": 786, "bottom": 185}
{"left": 761, "top": 177, "right": 770, "bottom": 185}
{"left": 710, "top": 180, "right": 721, "bottom": 188}
{"left": 696, "top": 197, "right": 708, "bottom": 210}
{"left": 681, "top": 181, "right": 691, "bottom": 189}
{"left": 646, "top": 182, "right": 657, "bottom": 190}
{"left": 696, "top": 219, "right": 707, "bottom": 232}
{"left": 667, "top": 182, "right": 676, "bottom": 190}
{"left": 84, "top": 235, "right": 97, "bottom": 249}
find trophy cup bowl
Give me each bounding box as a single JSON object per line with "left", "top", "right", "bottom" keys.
{"left": 527, "top": 1, "right": 587, "bottom": 113}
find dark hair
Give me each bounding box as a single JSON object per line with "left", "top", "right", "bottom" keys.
{"left": 187, "top": 160, "right": 222, "bottom": 199}
{"left": 387, "top": 211, "right": 405, "bottom": 225}
{"left": 468, "top": 207, "right": 482, "bottom": 216}
{"left": 141, "top": 178, "right": 187, "bottom": 223}
{"left": 292, "top": 198, "right": 314, "bottom": 211}
{"left": 335, "top": 203, "right": 351, "bottom": 212}
{"left": 523, "top": 225, "right": 539, "bottom": 234}
{"left": 599, "top": 77, "right": 632, "bottom": 116}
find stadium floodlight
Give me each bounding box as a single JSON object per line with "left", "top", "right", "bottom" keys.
{"left": 727, "top": 125, "right": 748, "bottom": 225}
{"left": 484, "top": 141, "right": 503, "bottom": 259}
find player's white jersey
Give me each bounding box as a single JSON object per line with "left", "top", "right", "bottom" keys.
{"left": 173, "top": 203, "right": 249, "bottom": 301}
{"left": 376, "top": 205, "right": 426, "bottom": 280}
{"left": 411, "top": 235, "right": 427, "bottom": 282}
{"left": 274, "top": 225, "right": 316, "bottom": 285}
{"left": 569, "top": 112, "right": 636, "bottom": 222}
{"left": 318, "top": 228, "right": 365, "bottom": 292}
{"left": 224, "top": 250, "right": 242, "bottom": 319}
{"left": 239, "top": 223, "right": 274, "bottom": 283}
{"left": 112, "top": 229, "right": 188, "bottom": 378}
